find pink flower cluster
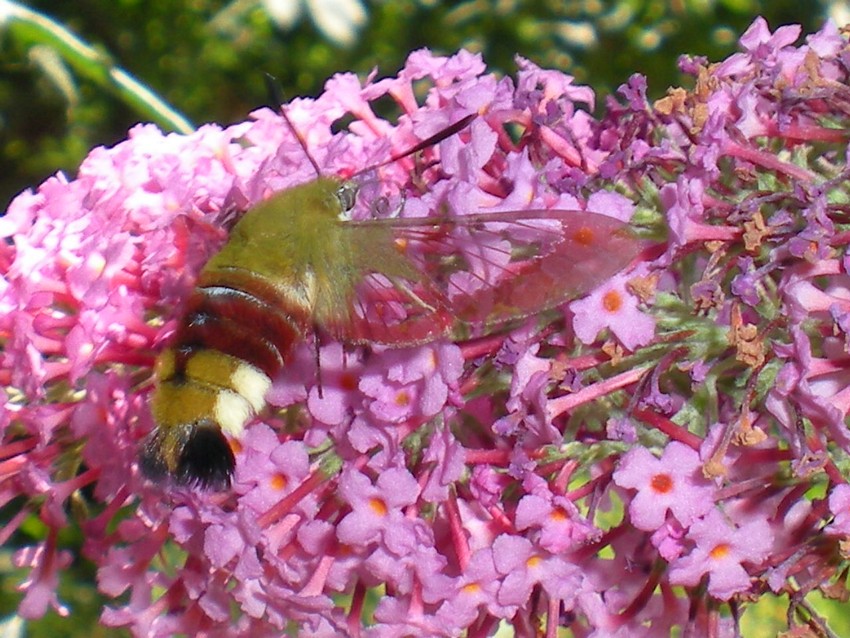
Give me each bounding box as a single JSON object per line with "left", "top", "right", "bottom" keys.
{"left": 3, "top": 16, "right": 850, "bottom": 636}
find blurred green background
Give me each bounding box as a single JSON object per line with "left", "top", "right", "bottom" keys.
{"left": 0, "top": 0, "right": 838, "bottom": 211}
{"left": 0, "top": 1, "right": 847, "bottom": 636}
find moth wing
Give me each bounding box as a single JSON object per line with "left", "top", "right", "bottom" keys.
{"left": 319, "top": 224, "right": 455, "bottom": 346}
{"left": 323, "top": 209, "right": 640, "bottom": 345}
{"left": 392, "top": 209, "right": 641, "bottom": 326}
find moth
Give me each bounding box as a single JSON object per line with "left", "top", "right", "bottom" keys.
{"left": 140, "top": 107, "right": 640, "bottom": 490}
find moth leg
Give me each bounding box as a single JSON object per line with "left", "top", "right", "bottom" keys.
{"left": 312, "top": 326, "right": 324, "bottom": 399}
{"left": 387, "top": 276, "right": 440, "bottom": 313}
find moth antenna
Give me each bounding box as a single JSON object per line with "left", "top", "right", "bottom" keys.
{"left": 263, "top": 72, "right": 285, "bottom": 111}
{"left": 350, "top": 113, "right": 476, "bottom": 179}
{"left": 264, "top": 72, "right": 323, "bottom": 178}
{"left": 280, "top": 106, "right": 323, "bottom": 178}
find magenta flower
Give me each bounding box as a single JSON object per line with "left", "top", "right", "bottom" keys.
{"left": 668, "top": 508, "right": 774, "bottom": 600}
{"left": 613, "top": 441, "right": 716, "bottom": 531}
{"left": 514, "top": 489, "right": 600, "bottom": 553}
{"left": 14, "top": 539, "right": 72, "bottom": 619}
{"left": 570, "top": 267, "right": 656, "bottom": 350}
{"left": 359, "top": 342, "right": 463, "bottom": 424}
{"left": 232, "top": 427, "right": 312, "bottom": 515}
{"left": 336, "top": 466, "right": 424, "bottom": 552}
{"left": 490, "top": 533, "right": 582, "bottom": 608}
{"left": 7, "top": 18, "right": 850, "bottom": 636}
{"left": 435, "top": 545, "right": 515, "bottom": 626}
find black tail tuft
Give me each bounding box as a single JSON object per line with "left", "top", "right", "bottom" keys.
{"left": 176, "top": 420, "right": 236, "bottom": 490}
{"left": 139, "top": 420, "right": 235, "bottom": 491}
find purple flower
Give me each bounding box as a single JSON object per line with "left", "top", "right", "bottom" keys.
{"left": 613, "top": 441, "right": 716, "bottom": 531}
{"left": 515, "top": 490, "right": 600, "bottom": 553}
{"left": 436, "top": 546, "right": 515, "bottom": 625}
{"left": 570, "top": 267, "right": 655, "bottom": 350}
{"left": 367, "top": 594, "right": 460, "bottom": 637}
{"left": 359, "top": 342, "right": 463, "bottom": 424}
{"left": 491, "top": 533, "right": 582, "bottom": 607}
{"left": 668, "top": 508, "right": 774, "bottom": 600}
{"left": 336, "top": 467, "right": 425, "bottom": 554}
{"left": 233, "top": 426, "right": 312, "bottom": 513}
{"left": 14, "top": 538, "right": 72, "bottom": 618}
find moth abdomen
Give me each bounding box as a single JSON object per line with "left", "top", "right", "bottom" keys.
{"left": 178, "top": 283, "right": 300, "bottom": 377}
{"left": 142, "top": 271, "right": 313, "bottom": 488}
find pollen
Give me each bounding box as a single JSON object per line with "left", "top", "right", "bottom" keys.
{"left": 572, "top": 226, "right": 596, "bottom": 246}
{"left": 461, "top": 582, "right": 481, "bottom": 595}
{"left": 650, "top": 473, "right": 673, "bottom": 494}
{"left": 395, "top": 391, "right": 411, "bottom": 407}
{"left": 710, "top": 543, "right": 731, "bottom": 560}
{"left": 394, "top": 237, "right": 408, "bottom": 253}
{"left": 229, "top": 439, "right": 243, "bottom": 455}
{"left": 269, "top": 473, "right": 287, "bottom": 491}
{"left": 526, "top": 555, "right": 542, "bottom": 568}
{"left": 602, "top": 290, "right": 623, "bottom": 312}
{"left": 369, "top": 497, "right": 388, "bottom": 516}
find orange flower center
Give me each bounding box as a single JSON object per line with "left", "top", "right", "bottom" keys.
{"left": 650, "top": 474, "right": 673, "bottom": 494}
{"left": 603, "top": 290, "right": 623, "bottom": 312}
{"left": 369, "top": 497, "right": 388, "bottom": 516}
{"left": 710, "top": 543, "right": 730, "bottom": 559}
{"left": 549, "top": 508, "right": 568, "bottom": 522}
{"left": 269, "top": 473, "right": 287, "bottom": 491}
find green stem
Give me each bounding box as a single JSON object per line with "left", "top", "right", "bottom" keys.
{"left": 1, "top": 1, "right": 194, "bottom": 133}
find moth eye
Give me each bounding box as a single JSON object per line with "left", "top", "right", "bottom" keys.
{"left": 337, "top": 182, "right": 359, "bottom": 212}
